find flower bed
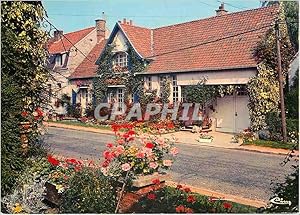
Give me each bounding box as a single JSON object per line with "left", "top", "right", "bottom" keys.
{"left": 136, "top": 185, "right": 257, "bottom": 213}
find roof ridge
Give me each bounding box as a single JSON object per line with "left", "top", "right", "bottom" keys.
{"left": 120, "top": 23, "right": 151, "bottom": 30}
{"left": 63, "top": 26, "right": 95, "bottom": 36}
{"left": 152, "top": 4, "right": 279, "bottom": 31}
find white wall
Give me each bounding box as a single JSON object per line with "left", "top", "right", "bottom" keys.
{"left": 177, "top": 69, "right": 257, "bottom": 85}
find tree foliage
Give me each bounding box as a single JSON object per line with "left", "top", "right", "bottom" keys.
{"left": 182, "top": 79, "right": 217, "bottom": 105}
{"left": 247, "top": 3, "right": 295, "bottom": 131}
{"left": 1, "top": 1, "right": 49, "bottom": 196}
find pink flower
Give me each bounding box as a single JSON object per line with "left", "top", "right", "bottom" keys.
{"left": 121, "top": 163, "right": 131, "bottom": 171}
{"left": 163, "top": 159, "right": 173, "bottom": 167}
{"left": 136, "top": 152, "right": 145, "bottom": 159}
{"left": 149, "top": 162, "right": 158, "bottom": 169}
{"left": 117, "top": 139, "right": 125, "bottom": 145}
{"left": 115, "top": 145, "right": 125, "bottom": 156}
{"left": 170, "top": 147, "right": 178, "bottom": 156}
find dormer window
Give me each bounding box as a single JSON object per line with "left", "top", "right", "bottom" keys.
{"left": 55, "top": 54, "right": 63, "bottom": 66}
{"left": 113, "top": 52, "right": 128, "bottom": 67}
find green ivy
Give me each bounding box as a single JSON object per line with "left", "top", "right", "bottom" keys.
{"left": 93, "top": 43, "right": 147, "bottom": 106}
{"left": 247, "top": 3, "right": 295, "bottom": 131}
{"left": 1, "top": 1, "right": 50, "bottom": 196}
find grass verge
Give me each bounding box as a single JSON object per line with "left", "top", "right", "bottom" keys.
{"left": 243, "top": 139, "right": 297, "bottom": 150}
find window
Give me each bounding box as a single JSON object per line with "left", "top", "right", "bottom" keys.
{"left": 57, "top": 83, "right": 62, "bottom": 88}
{"left": 172, "top": 75, "right": 179, "bottom": 103}
{"left": 55, "top": 54, "right": 63, "bottom": 66}
{"left": 146, "top": 76, "right": 152, "bottom": 90}
{"left": 114, "top": 52, "right": 128, "bottom": 67}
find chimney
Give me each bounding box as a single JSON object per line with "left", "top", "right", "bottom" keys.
{"left": 216, "top": 3, "right": 228, "bottom": 16}
{"left": 54, "top": 30, "right": 63, "bottom": 41}
{"left": 123, "top": 18, "right": 126, "bottom": 24}
{"left": 129, "top": 20, "right": 133, "bottom": 25}
{"left": 95, "top": 18, "right": 106, "bottom": 42}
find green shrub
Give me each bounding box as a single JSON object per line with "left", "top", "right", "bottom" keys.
{"left": 265, "top": 112, "right": 282, "bottom": 135}
{"left": 60, "top": 168, "right": 117, "bottom": 213}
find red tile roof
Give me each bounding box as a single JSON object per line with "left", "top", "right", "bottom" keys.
{"left": 69, "top": 39, "right": 107, "bottom": 79}
{"left": 119, "top": 24, "right": 152, "bottom": 57}
{"left": 119, "top": 5, "right": 279, "bottom": 74}
{"left": 48, "top": 27, "right": 95, "bottom": 54}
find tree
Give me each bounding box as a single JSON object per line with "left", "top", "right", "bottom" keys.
{"left": 262, "top": 1, "right": 299, "bottom": 50}
{"left": 1, "top": 1, "right": 49, "bottom": 196}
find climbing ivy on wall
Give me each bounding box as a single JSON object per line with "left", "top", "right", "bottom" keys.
{"left": 160, "top": 76, "right": 171, "bottom": 103}
{"left": 247, "top": 3, "right": 295, "bottom": 131}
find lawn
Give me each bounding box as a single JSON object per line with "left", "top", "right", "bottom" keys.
{"left": 48, "top": 120, "right": 112, "bottom": 130}
{"left": 243, "top": 139, "right": 297, "bottom": 150}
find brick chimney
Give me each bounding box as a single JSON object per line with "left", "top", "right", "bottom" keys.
{"left": 54, "top": 30, "right": 63, "bottom": 41}
{"left": 95, "top": 19, "right": 106, "bottom": 42}
{"left": 216, "top": 3, "right": 228, "bottom": 16}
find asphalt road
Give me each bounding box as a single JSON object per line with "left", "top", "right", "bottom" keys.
{"left": 45, "top": 127, "right": 296, "bottom": 202}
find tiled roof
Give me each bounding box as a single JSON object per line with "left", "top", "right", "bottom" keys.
{"left": 69, "top": 39, "right": 107, "bottom": 79}
{"left": 48, "top": 27, "right": 95, "bottom": 54}
{"left": 119, "top": 23, "right": 152, "bottom": 57}
{"left": 119, "top": 5, "right": 279, "bottom": 74}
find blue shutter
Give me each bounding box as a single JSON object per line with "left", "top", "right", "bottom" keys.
{"left": 72, "top": 89, "right": 76, "bottom": 107}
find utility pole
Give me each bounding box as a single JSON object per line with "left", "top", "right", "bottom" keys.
{"left": 275, "top": 20, "right": 287, "bottom": 143}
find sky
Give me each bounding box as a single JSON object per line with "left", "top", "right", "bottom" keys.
{"left": 43, "top": 0, "right": 263, "bottom": 34}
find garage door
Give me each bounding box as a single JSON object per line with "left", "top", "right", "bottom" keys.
{"left": 215, "top": 95, "right": 250, "bottom": 133}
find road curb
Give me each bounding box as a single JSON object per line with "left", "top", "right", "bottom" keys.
{"left": 165, "top": 180, "right": 266, "bottom": 208}
{"left": 174, "top": 140, "right": 296, "bottom": 156}
{"left": 45, "top": 122, "right": 115, "bottom": 136}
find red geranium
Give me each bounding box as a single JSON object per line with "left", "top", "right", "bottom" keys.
{"left": 175, "top": 205, "right": 185, "bottom": 213}
{"left": 223, "top": 202, "right": 232, "bottom": 209}
{"left": 127, "top": 130, "right": 135, "bottom": 136}
{"left": 145, "top": 142, "right": 155, "bottom": 149}
{"left": 21, "top": 111, "right": 28, "bottom": 118}
{"left": 147, "top": 193, "right": 156, "bottom": 200}
{"left": 184, "top": 187, "right": 191, "bottom": 193}
{"left": 187, "top": 195, "right": 196, "bottom": 203}
{"left": 152, "top": 178, "right": 160, "bottom": 185}
{"left": 66, "top": 158, "right": 79, "bottom": 165}
{"left": 47, "top": 155, "right": 60, "bottom": 166}
{"left": 106, "top": 143, "right": 114, "bottom": 148}
{"left": 176, "top": 184, "right": 183, "bottom": 189}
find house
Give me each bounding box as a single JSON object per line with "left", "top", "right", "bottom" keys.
{"left": 47, "top": 18, "right": 109, "bottom": 115}
{"left": 92, "top": 4, "right": 282, "bottom": 133}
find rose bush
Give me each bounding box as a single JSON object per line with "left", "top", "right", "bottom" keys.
{"left": 100, "top": 123, "right": 178, "bottom": 181}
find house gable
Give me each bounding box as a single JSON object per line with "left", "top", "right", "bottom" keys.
{"left": 96, "top": 22, "right": 146, "bottom": 65}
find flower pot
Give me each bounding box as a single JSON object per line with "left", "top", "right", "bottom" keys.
{"left": 119, "top": 172, "right": 170, "bottom": 213}
{"left": 132, "top": 172, "right": 171, "bottom": 188}
{"left": 44, "top": 182, "right": 62, "bottom": 206}
{"left": 198, "top": 138, "right": 213, "bottom": 143}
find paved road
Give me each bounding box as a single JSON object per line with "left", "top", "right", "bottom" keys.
{"left": 45, "top": 127, "right": 296, "bottom": 202}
